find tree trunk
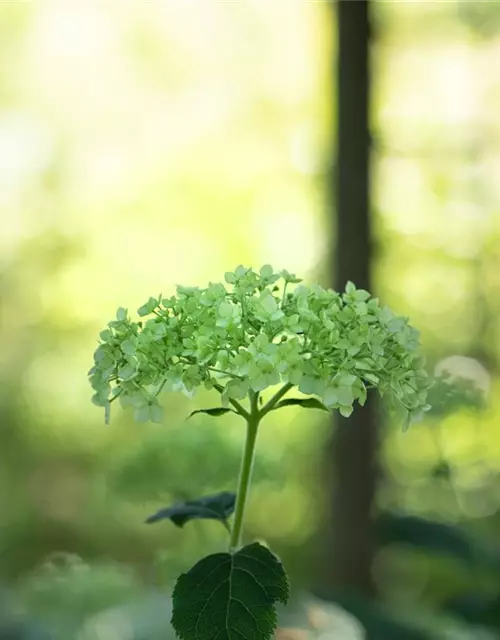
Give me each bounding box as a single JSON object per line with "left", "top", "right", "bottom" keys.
{"left": 320, "top": 0, "right": 378, "bottom": 597}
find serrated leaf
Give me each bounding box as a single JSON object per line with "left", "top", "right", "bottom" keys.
{"left": 145, "top": 491, "right": 236, "bottom": 527}
{"left": 188, "top": 407, "right": 235, "bottom": 419}
{"left": 273, "top": 397, "right": 329, "bottom": 412}
{"left": 172, "top": 542, "right": 289, "bottom": 640}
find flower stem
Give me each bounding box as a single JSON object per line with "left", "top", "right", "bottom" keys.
{"left": 213, "top": 383, "right": 250, "bottom": 419}
{"left": 229, "top": 392, "right": 260, "bottom": 553}
{"left": 259, "top": 382, "right": 293, "bottom": 418}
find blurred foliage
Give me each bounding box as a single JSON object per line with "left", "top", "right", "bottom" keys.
{"left": 0, "top": 0, "right": 500, "bottom": 638}
{"left": 376, "top": 512, "right": 500, "bottom": 572}
{"left": 425, "top": 373, "right": 486, "bottom": 420}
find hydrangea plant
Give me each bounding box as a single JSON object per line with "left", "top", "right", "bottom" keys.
{"left": 88, "top": 265, "right": 429, "bottom": 640}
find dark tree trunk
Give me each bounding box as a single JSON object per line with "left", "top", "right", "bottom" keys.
{"left": 320, "top": 0, "right": 378, "bottom": 597}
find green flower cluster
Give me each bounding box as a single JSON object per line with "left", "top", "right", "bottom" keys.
{"left": 88, "top": 265, "right": 429, "bottom": 423}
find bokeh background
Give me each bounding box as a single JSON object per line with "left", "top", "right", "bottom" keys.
{"left": 1, "top": 1, "right": 500, "bottom": 639}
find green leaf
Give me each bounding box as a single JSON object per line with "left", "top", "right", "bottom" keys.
{"left": 172, "top": 542, "right": 289, "bottom": 640}
{"left": 322, "top": 593, "right": 432, "bottom": 640}
{"left": 445, "top": 592, "right": 500, "bottom": 630}
{"left": 376, "top": 511, "right": 500, "bottom": 569}
{"left": 188, "top": 407, "right": 235, "bottom": 419}
{"left": 273, "top": 397, "right": 329, "bottom": 412}
{"left": 145, "top": 491, "right": 236, "bottom": 527}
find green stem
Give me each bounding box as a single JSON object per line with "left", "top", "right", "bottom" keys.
{"left": 229, "top": 392, "right": 260, "bottom": 552}
{"left": 281, "top": 282, "right": 288, "bottom": 309}
{"left": 208, "top": 367, "right": 243, "bottom": 380}
{"left": 213, "top": 383, "right": 250, "bottom": 419}
{"left": 259, "top": 382, "right": 293, "bottom": 418}
{"left": 227, "top": 383, "right": 294, "bottom": 552}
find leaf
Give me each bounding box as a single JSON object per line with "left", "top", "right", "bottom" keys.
{"left": 172, "top": 542, "right": 290, "bottom": 640}
{"left": 444, "top": 592, "right": 500, "bottom": 629}
{"left": 377, "top": 511, "right": 475, "bottom": 561}
{"left": 273, "top": 397, "right": 329, "bottom": 412}
{"left": 145, "top": 491, "right": 236, "bottom": 527}
{"left": 317, "top": 592, "right": 432, "bottom": 640}
{"left": 188, "top": 407, "right": 235, "bottom": 419}
{"left": 376, "top": 511, "right": 500, "bottom": 571}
